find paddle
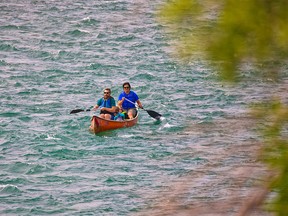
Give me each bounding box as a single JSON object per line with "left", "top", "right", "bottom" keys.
{"left": 70, "top": 108, "right": 91, "bottom": 114}
{"left": 124, "top": 98, "right": 162, "bottom": 120}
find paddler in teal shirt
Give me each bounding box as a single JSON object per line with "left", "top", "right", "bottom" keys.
{"left": 93, "top": 88, "right": 116, "bottom": 120}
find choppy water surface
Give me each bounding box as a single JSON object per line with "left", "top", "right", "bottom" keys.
{"left": 0, "top": 1, "right": 285, "bottom": 215}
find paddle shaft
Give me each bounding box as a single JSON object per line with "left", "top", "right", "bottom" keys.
{"left": 123, "top": 98, "right": 162, "bottom": 120}
{"left": 123, "top": 98, "right": 143, "bottom": 110}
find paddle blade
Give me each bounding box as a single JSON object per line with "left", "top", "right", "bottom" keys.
{"left": 145, "top": 109, "right": 162, "bottom": 120}
{"left": 70, "top": 109, "right": 85, "bottom": 114}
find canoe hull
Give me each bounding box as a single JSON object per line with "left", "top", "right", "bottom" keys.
{"left": 89, "top": 113, "right": 138, "bottom": 134}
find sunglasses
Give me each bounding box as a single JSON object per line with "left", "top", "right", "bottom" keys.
{"left": 104, "top": 91, "right": 110, "bottom": 94}
{"left": 123, "top": 86, "right": 130, "bottom": 89}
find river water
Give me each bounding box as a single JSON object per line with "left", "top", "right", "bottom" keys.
{"left": 0, "top": 1, "right": 284, "bottom": 215}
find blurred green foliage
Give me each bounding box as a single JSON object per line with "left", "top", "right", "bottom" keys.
{"left": 158, "top": 0, "right": 288, "bottom": 82}
{"left": 251, "top": 100, "right": 288, "bottom": 214}
{"left": 159, "top": 0, "right": 288, "bottom": 214}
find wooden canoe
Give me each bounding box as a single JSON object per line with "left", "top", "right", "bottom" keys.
{"left": 89, "top": 112, "right": 139, "bottom": 134}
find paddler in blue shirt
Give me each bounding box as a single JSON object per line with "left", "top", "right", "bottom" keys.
{"left": 118, "top": 82, "right": 143, "bottom": 119}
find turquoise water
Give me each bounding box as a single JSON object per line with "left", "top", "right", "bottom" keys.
{"left": 0, "top": 1, "right": 285, "bottom": 215}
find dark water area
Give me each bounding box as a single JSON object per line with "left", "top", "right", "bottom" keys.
{"left": 0, "top": 0, "right": 285, "bottom": 215}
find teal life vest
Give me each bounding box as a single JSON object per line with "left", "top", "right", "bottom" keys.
{"left": 97, "top": 97, "right": 115, "bottom": 108}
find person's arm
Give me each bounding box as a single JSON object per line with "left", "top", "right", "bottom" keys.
{"left": 93, "top": 98, "right": 102, "bottom": 110}
{"left": 101, "top": 106, "right": 116, "bottom": 113}
{"left": 118, "top": 97, "right": 125, "bottom": 107}
{"left": 136, "top": 99, "right": 143, "bottom": 109}
{"left": 92, "top": 105, "right": 99, "bottom": 110}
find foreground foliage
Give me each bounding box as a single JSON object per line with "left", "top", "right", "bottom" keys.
{"left": 158, "top": 0, "right": 288, "bottom": 214}
{"left": 158, "top": 0, "right": 288, "bottom": 82}
{"left": 251, "top": 100, "right": 288, "bottom": 214}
